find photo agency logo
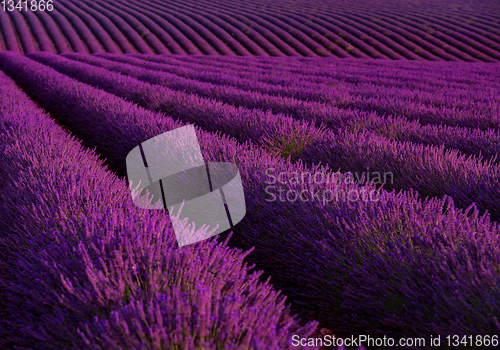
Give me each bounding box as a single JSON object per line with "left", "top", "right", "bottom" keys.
{"left": 126, "top": 125, "right": 246, "bottom": 247}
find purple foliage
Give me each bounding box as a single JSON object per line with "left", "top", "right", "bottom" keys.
{"left": 131, "top": 53, "right": 500, "bottom": 132}
{"left": 115, "top": 0, "right": 257, "bottom": 55}
{"left": 52, "top": 1, "right": 105, "bottom": 53}
{"left": 29, "top": 52, "right": 500, "bottom": 222}
{"left": 0, "top": 0, "right": 499, "bottom": 60}
{"left": 79, "top": 0, "right": 154, "bottom": 54}
{"left": 110, "top": 0, "right": 238, "bottom": 55}
{"left": 99, "top": 0, "right": 185, "bottom": 54}
{"left": 302, "top": 129, "right": 500, "bottom": 221}
{"left": 21, "top": 8, "right": 55, "bottom": 53}
{"left": 1, "top": 52, "right": 500, "bottom": 344}
{"left": 58, "top": 0, "right": 122, "bottom": 54}
{"left": 59, "top": 0, "right": 137, "bottom": 54}
{"left": 0, "top": 9, "right": 21, "bottom": 53}
{"left": 87, "top": 0, "right": 170, "bottom": 54}
{"left": 8, "top": 8, "right": 37, "bottom": 54}
{"left": 95, "top": 0, "right": 214, "bottom": 55}
{"left": 31, "top": 51, "right": 327, "bottom": 161}
{"left": 33, "top": 10, "right": 71, "bottom": 53}
{"left": 45, "top": 5, "right": 89, "bottom": 53}
{"left": 108, "top": 53, "right": 500, "bottom": 162}
{"left": 0, "top": 69, "right": 318, "bottom": 349}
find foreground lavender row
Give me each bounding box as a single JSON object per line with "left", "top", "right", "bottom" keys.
{"left": 0, "top": 70, "right": 319, "bottom": 349}
{"left": 2, "top": 52, "right": 500, "bottom": 345}
{"left": 29, "top": 52, "right": 500, "bottom": 223}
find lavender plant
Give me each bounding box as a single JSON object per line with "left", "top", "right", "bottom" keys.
{"left": 2, "top": 52, "right": 500, "bottom": 346}
{"left": 29, "top": 52, "right": 500, "bottom": 222}
{"left": 0, "top": 69, "right": 319, "bottom": 349}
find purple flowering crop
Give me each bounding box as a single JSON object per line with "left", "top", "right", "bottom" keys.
{"left": 0, "top": 68, "right": 319, "bottom": 349}
{"left": 28, "top": 52, "right": 500, "bottom": 222}
{"left": 1, "top": 51, "right": 500, "bottom": 346}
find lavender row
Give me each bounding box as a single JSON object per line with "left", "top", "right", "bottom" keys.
{"left": 100, "top": 0, "right": 200, "bottom": 55}
{"left": 21, "top": 7, "right": 55, "bottom": 53}
{"left": 32, "top": 52, "right": 500, "bottom": 222}
{"left": 78, "top": 0, "right": 207, "bottom": 54}
{"left": 78, "top": 0, "right": 170, "bottom": 54}
{"left": 355, "top": 4, "right": 500, "bottom": 60}
{"left": 335, "top": 11, "right": 455, "bottom": 61}
{"left": 96, "top": 0, "right": 203, "bottom": 55}
{"left": 156, "top": 0, "right": 399, "bottom": 59}
{"left": 127, "top": 53, "right": 493, "bottom": 111}
{"left": 379, "top": 10, "right": 500, "bottom": 61}
{"left": 313, "top": 11, "right": 480, "bottom": 62}
{"left": 165, "top": 54, "right": 500, "bottom": 94}
{"left": 75, "top": 0, "right": 154, "bottom": 54}
{"left": 3, "top": 52, "right": 500, "bottom": 341}
{"left": 108, "top": 0, "right": 219, "bottom": 55}
{"left": 0, "top": 51, "right": 362, "bottom": 343}
{"left": 57, "top": 0, "right": 121, "bottom": 53}
{"left": 68, "top": 0, "right": 138, "bottom": 53}
{"left": 127, "top": 53, "right": 498, "bottom": 125}
{"left": 52, "top": 2, "right": 105, "bottom": 53}
{"left": 96, "top": 0, "right": 188, "bottom": 55}
{"left": 8, "top": 9, "right": 37, "bottom": 54}
{"left": 302, "top": 128, "right": 500, "bottom": 222}
{"left": 81, "top": 55, "right": 500, "bottom": 223}
{"left": 270, "top": 11, "right": 386, "bottom": 58}
{"left": 170, "top": 52, "right": 500, "bottom": 84}
{"left": 142, "top": 57, "right": 500, "bottom": 132}
{"left": 183, "top": 0, "right": 412, "bottom": 59}
{"left": 45, "top": 4, "right": 88, "bottom": 53}
{"left": 133, "top": 0, "right": 316, "bottom": 56}
{"left": 374, "top": 10, "right": 500, "bottom": 60}
{"left": 107, "top": 0, "right": 240, "bottom": 55}
{"left": 95, "top": 0, "right": 230, "bottom": 55}
{"left": 32, "top": 51, "right": 328, "bottom": 160}
{"left": 212, "top": 0, "right": 500, "bottom": 61}
{"left": 330, "top": 10, "right": 459, "bottom": 61}
{"left": 426, "top": 12, "right": 500, "bottom": 44}
{"left": 159, "top": 57, "right": 499, "bottom": 111}
{"left": 0, "top": 10, "right": 21, "bottom": 53}
{"left": 59, "top": 0, "right": 133, "bottom": 54}
{"left": 81, "top": 53, "right": 499, "bottom": 122}
{"left": 65, "top": 53, "right": 500, "bottom": 163}
{"left": 238, "top": 11, "right": 335, "bottom": 56}
{"left": 108, "top": 0, "right": 263, "bottom": 55}
{"left": 33, "top": 10, "right": 72, "bottom": 53}
{"left": 0, "top": 67, "right": 318, "bottom": 350}
{"left": 173, "top": 0, "right": 481, "bottom": 61}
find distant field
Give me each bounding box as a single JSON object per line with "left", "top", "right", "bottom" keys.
{"left": 0, "top": 0, "right": 500, "bottom": 60}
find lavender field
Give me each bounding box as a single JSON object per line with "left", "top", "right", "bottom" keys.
{"left": 1, "top": 1, "right": 500, "bottom": 349}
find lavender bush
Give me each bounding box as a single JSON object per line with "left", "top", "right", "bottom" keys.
{"left": 29, "top": 52, "right": 500, "bottom": 222}
{"left": 102, "top": 53, "right": 500, "bottom": 162}
{"left": 2, "top": 52, "right": 500, "bottom": 347}
{"left": 0, "top": 0, "right": 499, "bottom": 61}
{"left": 0, "top": 69, "right": 319, "bottom": 349}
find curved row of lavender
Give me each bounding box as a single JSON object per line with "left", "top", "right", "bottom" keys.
{"left": 27, "top": 52, "right": 500, "bottom": 224}
{"left": 0, "top": 68, "right": 320, "bottom": 349}
{"left": 2, "top": 52, "right": 500, "bottom": 346}
{"left": 0, "top": 0, "right": 499, "bottom": 60}
{"left": 66, "top": 52, "right": 500, "bottom": 162}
